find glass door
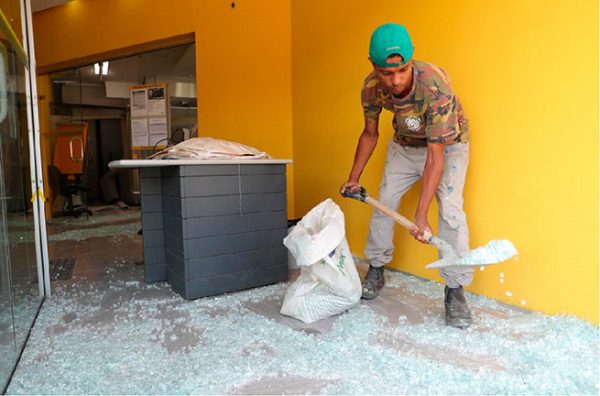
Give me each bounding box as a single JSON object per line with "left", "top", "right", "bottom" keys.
{"left": 0, "top": 0, "right": 47, "bottom": 391}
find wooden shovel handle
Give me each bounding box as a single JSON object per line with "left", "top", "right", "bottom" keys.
{"left": 364, "top": 196, "right": 433, "bottom": 241}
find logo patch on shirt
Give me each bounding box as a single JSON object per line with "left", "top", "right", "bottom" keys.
{"left": 405, "top": 116, "right": 422, "bottom": 132}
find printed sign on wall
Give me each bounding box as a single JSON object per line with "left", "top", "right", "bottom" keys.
{"left": 129, "top": 83, "right": 169, "bottom": 149}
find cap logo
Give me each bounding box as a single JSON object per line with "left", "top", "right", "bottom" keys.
{"left": 386, "top": 46, "right": 401, "bottom": 51}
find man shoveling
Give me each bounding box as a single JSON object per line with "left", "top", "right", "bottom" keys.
{"left": 340, "top": 23, "right": 473, "bottom": 328}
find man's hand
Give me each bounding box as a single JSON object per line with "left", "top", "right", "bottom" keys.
{"left": 340, "top": 180, "right": 361, "bottom": 196}
{"left": 410, "top": 213, "right": 432, "bottom": 244}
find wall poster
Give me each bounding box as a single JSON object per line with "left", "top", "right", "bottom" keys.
{"left": 129, "top": 83, "right": 169, "bottom": 150}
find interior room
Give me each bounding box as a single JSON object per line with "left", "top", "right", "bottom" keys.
{"left": 0, "top": 0, "right": 598, "bottom": 394}
{"left": 46, "top": 43, "right": 197, "bottom": 212}
{"left": 38, "top": 43, "right": 199, "bottom": 331}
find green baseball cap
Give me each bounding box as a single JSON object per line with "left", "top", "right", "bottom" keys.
{"left": 369, "top": 23, "right": 413, "bottom": 67}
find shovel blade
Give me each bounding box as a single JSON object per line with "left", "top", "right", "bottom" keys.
{"left": 426, "top": 258, "right": 499, "bottom": 269}
{"left": 425, "top": 239, "right": 518, "bottom": 269}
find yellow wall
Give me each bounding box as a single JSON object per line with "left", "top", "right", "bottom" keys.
{"left": 291, "top": 0, "right": 599, "bottom": 323}
{"left": 1, "top": 0, "right": 24, "bottom": 45}
{"left": 32, "top": 0, "right": 295, "bottom": 216}
{"left": 32, "top": 0, "right": 599, "bottom": 323}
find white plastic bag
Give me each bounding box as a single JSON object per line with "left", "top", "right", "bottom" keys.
{"left": 280, "top": 199, "right": 361, "bottom": 323}
{"left": 150, "top": 137, "right": 271, "bottom": 160}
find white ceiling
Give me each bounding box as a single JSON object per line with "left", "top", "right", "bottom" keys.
{"left": 31, "top": 0, "right": 70, "bottom": 13}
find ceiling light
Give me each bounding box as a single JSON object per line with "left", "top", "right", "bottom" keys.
{"left": 93, "top": 61, "right": 109, "bottom": 76}
{"left": 101, "top": 61, "right": 109, "bottom": 76}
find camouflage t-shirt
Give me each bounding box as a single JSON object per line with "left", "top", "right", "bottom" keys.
{"left": 361, "top": 60, "right": 469, "bottom": 146}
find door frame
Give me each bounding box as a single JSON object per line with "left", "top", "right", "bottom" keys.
{"left": 17, "top": 0, "right": 50, "bottom": 296}
{"left": 24, "top": 0, "right": 51, "bottom": 296}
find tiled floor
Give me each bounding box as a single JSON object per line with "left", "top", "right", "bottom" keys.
{"left": 6, "top": 208, "right": 600, "bottom": 394}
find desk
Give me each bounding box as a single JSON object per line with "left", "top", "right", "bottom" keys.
{"left": 109, "top": 159, "right": 292, "bottom": 299}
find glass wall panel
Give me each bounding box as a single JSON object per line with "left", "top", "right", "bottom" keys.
{"left": 0, "top": 1, "right": 43, "bottom": 391}
{"left": 0, "top": 198, "right": 17, "bottom": 391}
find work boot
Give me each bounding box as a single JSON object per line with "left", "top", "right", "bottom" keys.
{"left": 361, "top": 265, "right": 385, "bottom": 300}
{"left": 444, "top": 286, "right": 472, "bottom": 329}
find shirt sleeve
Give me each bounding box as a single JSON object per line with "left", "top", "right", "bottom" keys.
{"left": 425, "top": 95, "right": 460, "bottom": 144}
{"left": 361, "top": 79, "right": 382, "bottom": 120}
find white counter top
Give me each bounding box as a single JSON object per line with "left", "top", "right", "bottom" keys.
{"left": 109, "top": 159, "right": 293, "bottom": 168}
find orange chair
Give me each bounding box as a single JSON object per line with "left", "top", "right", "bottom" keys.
{"left": 51, "top": 123, "right": 92, "bottom": 217}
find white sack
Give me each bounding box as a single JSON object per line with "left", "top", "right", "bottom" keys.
{"left": 151, "top": 137, "right": 271, "bottom": 160}
{"left": 280, "top": 199, "right": 361, "bottom": 323}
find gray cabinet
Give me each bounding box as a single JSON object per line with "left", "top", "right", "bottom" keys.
{"left": 134, "top": 162, "right": 290, "bottom": 299}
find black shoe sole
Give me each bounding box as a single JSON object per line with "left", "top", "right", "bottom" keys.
{"left": 446, "top": 318, "right": 472, "bottom": 329}
{"left": 361, "top": 293, "right": 378, "bottom": 300}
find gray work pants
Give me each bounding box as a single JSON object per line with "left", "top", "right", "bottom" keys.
{"left": 365, "top": 140, "right": 474, "bottom": 288}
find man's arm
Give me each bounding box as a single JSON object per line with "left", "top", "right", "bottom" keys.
{"left": 411, "top": 142, "right": 444, "bottom": 243}
{"left": 340, "top": 117, "right": 379, "bottom": 194}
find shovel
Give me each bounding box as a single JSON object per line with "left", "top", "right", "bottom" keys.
{"left": 342, "top": 186, "right": 517, "bottom": 269}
